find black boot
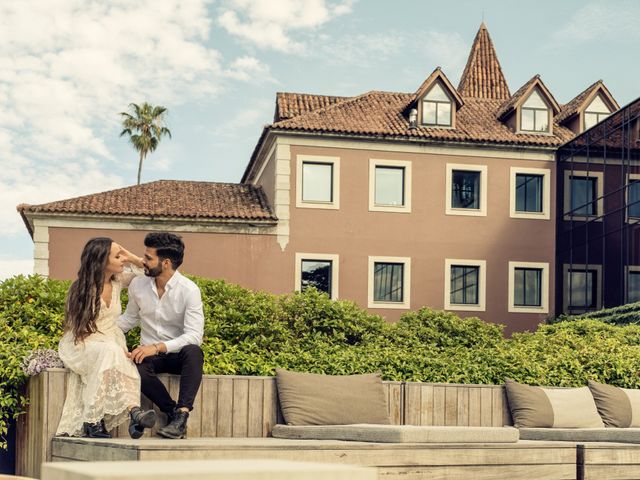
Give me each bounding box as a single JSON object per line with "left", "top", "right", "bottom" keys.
{"left": 128, "top": 407, "right": 157, "bottom": 439}
{"left": 158, "top": 408, "right": 188, "bottom": 439}
{"left": 82, "top": 419, "right": 111, "bottom": 438}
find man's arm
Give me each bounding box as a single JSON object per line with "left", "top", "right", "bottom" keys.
{"left": 118, "top": 282, "right": 141, "bottom": 333}
{"left": 163, "top": 286, "right": 204, "bottom": 354}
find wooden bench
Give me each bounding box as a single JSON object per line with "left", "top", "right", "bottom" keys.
{"left": 13, "top": 369, "right": 593, "bottom": 479}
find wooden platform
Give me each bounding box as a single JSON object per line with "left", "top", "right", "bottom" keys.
{"left": 51, "top": 437, "right": 578, "bottom": 480}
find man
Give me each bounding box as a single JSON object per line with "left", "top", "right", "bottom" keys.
{"left": 119, "top": 232, "right": 204, "bottom": 439}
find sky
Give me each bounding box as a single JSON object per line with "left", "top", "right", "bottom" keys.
{"left": 1, "top": 0, "right": 640, "bottom": 279}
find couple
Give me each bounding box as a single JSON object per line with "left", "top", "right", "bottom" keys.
{"left": 56, "top": 232, "right": 204, "bottom": 440}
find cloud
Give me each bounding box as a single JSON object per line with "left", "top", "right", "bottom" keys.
{"left": 549, "top": 2, "right": 640, "bottom": 46}
{"left": 0, "top": 259, "right": 34, "bottom": 281}
{"left": 0, "top": 0, "right": 223, "bottom": 238}
{"left": 218, "top": 0, "right": 355, "bottom": 53}
{"left": 317, "top": 32, "right": 405, "bottom": 67}
{"left": 224, "top": 56, "right": 276, "bottom": 83}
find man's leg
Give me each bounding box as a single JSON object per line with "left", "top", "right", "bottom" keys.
{"left": 176, "top": 344, "right": 204, "bottom": 411}
{"left": 136, "top": 355, "right": 176, "bottom": 414}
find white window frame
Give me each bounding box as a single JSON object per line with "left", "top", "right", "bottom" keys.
{"left": 563, "top": 170, "right": 604, "bottom": 222}
{"left": 295, "top": 253, "right": 339, "bottom": 300}
{"left": 368, "top": 256, "right": 411, "bottom": 309}
{"left": 508, "top": 261, "right": 549, "bottom": 313}
{"left": 509, "top": 167, "right": 551, "bottom": 220}
{"left": 445, "top": 164, "right": 488, "bottom": 217}
{"left": 563, "top": 264, "right": 602, "bottom": 313}
{"left": 624, "top": 266, "right": 640, "bottom": 304}
{"left": 296, "top": 155, "right": 340, "bottom": 210}
{"left": 368, "top": 159, "right": 412, "bottom": 213}
{"left": 444, "top": 259, "right": 486, "bottom": 311}
{"left": 625, "top": 173, "right": 640, "bottom": 223}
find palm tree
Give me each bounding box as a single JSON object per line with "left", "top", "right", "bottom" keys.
{"left": 119, "top": 103, "right": 172, "bottom": 185}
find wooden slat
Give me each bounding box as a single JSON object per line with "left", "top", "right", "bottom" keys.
{"left": 189, "top": 381, "right": 204, "bottom": 437}
{"left": 200, "top": 377, "right": 218, "bottom": 437}
{"left": 420, "top": 385, "right": 434, "bottom": 426}
{"left": 263, "top": 378, "right": 278, "bottom": 436}
{"left": 444, "top": 387, "right": 458, "bottom": 426}
{"left": 456, "top": 387, "right": 469, "bottom": 426}
{"left": 468, "top": 387, "right": 481, "bottom": 427}
{"left": 492, "top": 387, "right": 504, "bottom": 427}
{"left": 480, "top": 387, "right": 493, "bottom": 427}
{"left": 232, "top": 378, "right": 249, "bottom": 437}
{"left": 404, "top": 383, "right": 421, "bottom": 426}
{"left": 388, "top": 382, "right": 403, "bottom": 425}
{"left": 216, "top": 377, "right": 233, "bottom": 437}
{"left": 247, "top": 378, "right": 264, "bottom": 437}
{"left": 433, "top": 386, "right": 446, "bottom": 426}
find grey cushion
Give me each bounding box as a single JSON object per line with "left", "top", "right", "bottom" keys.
{"left": 519, "top": 427, "right": 640, "bottom": 443}
{"left": 272, "top": 424, "right": 519, "bottom": 443}
{"left": 275, "top": 369, "right": 390, "bottom": 426}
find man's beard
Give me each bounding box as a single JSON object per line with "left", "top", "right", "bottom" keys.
{"left": 144, "top": 264, "right": 163, "bottom": 277}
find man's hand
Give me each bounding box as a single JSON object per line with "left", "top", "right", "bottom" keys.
{"left": 130, "top": 344, "right": 158, "bottom": 364}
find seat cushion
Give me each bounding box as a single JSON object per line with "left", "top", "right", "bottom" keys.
{"left": 519, "top": 427, "right": 640, "bottom": 443}
{"left": 505, "top": 379, "right": 604, "bottom": 428}
{"left": 272, "top": 424, "right": 520, "bottom": 443}
{"left": 275, "top": 369, "right": 390, "bottom": 426}
{"left": 588, "top": 380, "right": 640, "bottom": 428}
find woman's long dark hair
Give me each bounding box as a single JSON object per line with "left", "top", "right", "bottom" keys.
{"left": 64, "top": 237, "right": 113, "bottom": 342}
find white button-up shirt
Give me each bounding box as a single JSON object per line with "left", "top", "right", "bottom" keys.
{"left": 118, "top": 270, "right": 204, "bottom": 354}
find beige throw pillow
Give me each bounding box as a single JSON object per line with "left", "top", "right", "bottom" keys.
{"left": 588, "top": 380, "right": 640, "bottom": 428}
{"left": 275, "top": 369, "right": 391, "bottom": 426}
{"left": 505, "top": 379, "right": 604, "bottom": 428}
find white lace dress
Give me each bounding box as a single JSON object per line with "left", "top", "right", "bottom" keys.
{"left": 56, "top": 271, "right": 141, "bottom": 436}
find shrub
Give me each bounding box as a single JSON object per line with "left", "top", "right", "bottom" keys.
{"left": 4, "top": 274, "right": 640, "bottom": 450}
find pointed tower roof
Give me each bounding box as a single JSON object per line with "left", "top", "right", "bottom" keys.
{"left": 458, "top": 23, "right": 511, "bottom": 100}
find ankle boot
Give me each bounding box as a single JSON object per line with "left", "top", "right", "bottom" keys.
{"left": 128, "top": 406, "right": 157, "bottom": 439}
{"left": 82, "top": 419, "right": 111, "bottom": 438}
{"left": 158, "top": 408, "right": 188, "bottom": 439}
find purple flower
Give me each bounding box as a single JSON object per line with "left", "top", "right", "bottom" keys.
{"left": 21, "top": 349, "right": 64, "bottom": 376}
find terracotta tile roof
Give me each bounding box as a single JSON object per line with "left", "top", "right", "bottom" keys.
{"left": 17, "top": 180, "right": 277, "bottom": 221}
{"left": 270, "top": 90, "right": 574, "bottom": 146}
{"left": 556, "top": 80, "right": 620, "bottom": 124}
{"left": 458, "top": 23, "right": 511, "bottom": 100}
{"left": 275, "top": 92, "right": 351, "bottom": 121}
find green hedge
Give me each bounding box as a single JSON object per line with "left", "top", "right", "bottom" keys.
{"left": 4, "top": 274, "right": 640, "bottom": 448}
{"left": 556, "top": 302, "right": 640, "bottom": 325}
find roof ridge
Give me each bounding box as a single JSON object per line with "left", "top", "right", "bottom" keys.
{"left": 458, "top": 23, "right": 510, "bottom": 100}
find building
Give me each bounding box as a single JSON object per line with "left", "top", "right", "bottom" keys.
{"left": 18, "top": 24, "right": 628, "bottom": 333}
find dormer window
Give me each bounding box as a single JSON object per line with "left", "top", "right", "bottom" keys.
{"left": 521, "top": 90, "right": 550, "bottom": 133}
{"left": 422, "top": 83, "right": 452, "bottom": 127}
{"left": 584, "top": 95, "right": 610, "bottom": 130}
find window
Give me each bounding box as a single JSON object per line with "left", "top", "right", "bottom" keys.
{"left": 628, "top": 177, "right": 640, "bottom": 219}
{"left": 510, "top": 167, "right": 551, "bottom": 219}
{"left": 296, "top": 155, "right": 340, "bottom": 209}
{"left": 444, "top": 259, "right": 486, "bottom": 311}
{"left": 369, "top": 159, "right": 412, "bottom": 213}
{"left": 563, "top": 171, "right": 603, "bottom": 221}
{"left": 570, "top": 176, "right": 597, "bottom": 216}
{"left": 446, "top": 164, "right": 488, "bottom": 216}
{"left": 368, "top": 256, "right": 411, "bottom": 309}
{"left": 422, "top": 83, "right": 452, "bottom": 127}
{"left": 295, "top": 253, "right": 339, "bottom": 299}
{"left": 520, "top": 90, "right": 550, "bottom": 133}
{"left": 508, "top": 262, "right": 549, "bottom": 313}
{"left": 563, "top": 264, "right": 601, "bottom": 312}
{"left": 584, "top": 95, "right": 610, "bottom": 130}
{"left": 628, "top": 268, "right": 640, "bottom": 303}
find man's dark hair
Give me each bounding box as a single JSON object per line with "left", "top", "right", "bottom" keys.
{"left": 144, "top": 232, "right": 185, "bottom": 270}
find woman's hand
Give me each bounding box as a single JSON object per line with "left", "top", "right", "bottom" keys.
{"left": 119, "top": 246, "right": 143, "bottom": 268}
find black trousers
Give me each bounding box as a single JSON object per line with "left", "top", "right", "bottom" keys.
{"left": 136, "top": 344, "right": 204, "bottom": 413}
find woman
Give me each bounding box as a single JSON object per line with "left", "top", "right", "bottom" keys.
{"left": 56, "top": 237, "right": 156, "bottom": 438}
